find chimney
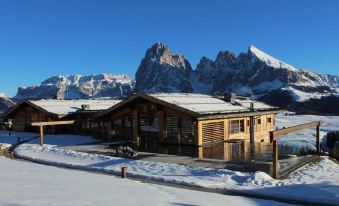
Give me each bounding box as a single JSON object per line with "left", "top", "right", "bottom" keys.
{"left": 250, "top": 102, "right": 255, "bottom": 111}
{"left": 224, "top": 92, "right": 236, "bottom": 104}
{"left": 81, "top": 104, "right": 91, "bottom": 110}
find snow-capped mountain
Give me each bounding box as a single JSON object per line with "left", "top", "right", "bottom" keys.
{"left": 134, "top": 43, "right": 339, "bottom": 114}
{"left": 0, "top": 92, "right": 15, "bottom": 116}
{"left": 14, "top": 74, "right": 135, "bottom": 100}
{"left": 136, "top": 43, "right": 339, "bottom": 102}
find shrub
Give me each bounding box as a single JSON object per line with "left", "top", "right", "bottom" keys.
{"left": 327, "top": 131, "right": 339, "bottom": 153}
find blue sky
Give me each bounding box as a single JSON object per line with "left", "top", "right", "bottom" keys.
{"left": 0, "top": 0, "right": 339, "bottom": 97}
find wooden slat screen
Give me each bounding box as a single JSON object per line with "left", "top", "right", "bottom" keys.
{"left": 166, "top": 116, "right": 179, "bottom": 144}
{"left": 202, "top": 121, "right": 224, "bottom": 144}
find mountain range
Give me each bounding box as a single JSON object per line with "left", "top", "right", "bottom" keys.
{"left": 2, "top": 42, "right": 339, "bottom": 115}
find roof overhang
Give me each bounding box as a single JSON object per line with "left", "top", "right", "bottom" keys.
{"left": 197, "top": 109, "right": 285, "bottom": 121}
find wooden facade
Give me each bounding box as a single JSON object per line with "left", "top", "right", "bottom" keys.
{"left": 4, "top": 100, "right": 118, "bottom": 136}
{"left": 99, "top": 94, "right": 280, "bottom": 147}
{"left": 6, "top": 101, "right": 60, "bottom": 133}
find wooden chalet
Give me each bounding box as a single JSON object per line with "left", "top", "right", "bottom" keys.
{"left": 5, "top": 99, "right": 121, "bottom": 135}
{"left": 99, "top": 93, "right": 282, "bottom": 147}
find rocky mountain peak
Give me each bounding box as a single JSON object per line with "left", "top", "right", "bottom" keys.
{"left": 143, "top": 42, "right": 188, "bottom": 70}
{"left": 135, "top": 42, "right": 193, "bottom": 93}
{"left": 215, "top": 51, "right": 236, "bottom": 68}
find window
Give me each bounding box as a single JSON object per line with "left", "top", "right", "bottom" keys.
{"left": 229, "top": 119, "right": 245, "bottom": 134}
{"left": 267, "top": 117, "right": 272, "bottom": 123}
{"left": 257, "top": 118, "right": 261, "bottom": 125}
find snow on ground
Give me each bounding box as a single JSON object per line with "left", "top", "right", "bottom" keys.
{"left": 1, "top": 114, "right": 339, "bottom": 204}
{"left": 14, "top": 143, "right": 339, "bottom": 204}
{"left": 0, "top": 157, "right": 290, "bottom": 206}
{"left": 0, "top": 130, "right": 39, "bottom": 149}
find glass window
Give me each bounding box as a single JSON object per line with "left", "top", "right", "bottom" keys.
{"left": 229, "top": 119, "right": 245, "bottom": 134}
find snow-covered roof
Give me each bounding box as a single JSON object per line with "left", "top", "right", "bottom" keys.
{"left": 28, "top": 99, "right": 122, "bottom": 116}
{"left": 148, "top": 93, "right": 277, "bottom": 115}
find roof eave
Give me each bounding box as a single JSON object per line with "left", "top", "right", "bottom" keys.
{"left": 197, "top": 109, "right": 285, "bottom": 121}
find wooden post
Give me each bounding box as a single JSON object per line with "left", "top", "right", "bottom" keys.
{"left": 198, "top": 146, "right": 203, "bottom": 159}
{"left": 316, "top": 124, "right": 320, "bottom": 155}
{"left": 250, "top": 102, "right": 255, "bottom": 160}
{"left": 272, "top": 138, "right": 279, "bottom": 178}
{"left": 197, "top": 121, "right": 203, "bottom": 146}
{"left": 250, "top": 116, "right": 255, "bottom": 160}
{"left": 121, "top": 166, "right": 127, "bottom": 178}
{"left": 269, "top": 131, "right": 274, "bottom": 143}
{"left": 132, "top": 109, "right": 138, "bottom": 143}
{"left": 39, "top": 126, "right": 44, "bottom": 146}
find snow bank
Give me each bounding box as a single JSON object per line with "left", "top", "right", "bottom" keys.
{"left": 14, "top": 144, "right": 272, "bottom": 189}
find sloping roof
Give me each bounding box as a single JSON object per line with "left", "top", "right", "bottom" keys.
{"left": 149, "top": 93, "right": 277, "bottom": 114}
{"left": 27, "top": 99, "right": 122, "bottom": 116}
{"left": 148, "top": 93, "right": 249, "bottom": 114}
{"left": 5, "top": 99, "right": 122, "bottom": 119}
{"left": 100, "top": 93, "right": 279, "bottom": 118}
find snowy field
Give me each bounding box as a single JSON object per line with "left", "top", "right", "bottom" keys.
{"left": 0, "top": 157, "right": 289, "bottom": 206}
{"left": 0, "top": 114, "right": 338, "bottom": 204}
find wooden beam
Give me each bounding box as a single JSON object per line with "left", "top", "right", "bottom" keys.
{"left": 39, "top": 126, "right": 44, "bottom": 146}
{"left": 31, "top": 120, "right": 75, "bottom": 127}
{"left": 316, "top": 125, "right": 320, "bottom": 155}
{"left": 271, "top": 121, "right": 323, "bottom": 137}
{"left": 272, "top": 139, "right": 279, "bottom": 178}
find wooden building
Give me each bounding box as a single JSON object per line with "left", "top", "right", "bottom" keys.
{"left": 5, "top": 99, "right": 121, "bottom": 134}
{"left": 99, "top": 93, "right": 282, "bottom": 147}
